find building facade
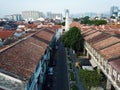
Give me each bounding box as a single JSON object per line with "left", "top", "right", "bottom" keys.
{"left": 82, "top": 29, "right": 120, "bottom": 90}
{"left": 110, "top": 6, "right": 119, "bottom": 17}
{"left": 5, "top": 14, "right": 23, "bottom": 21}
{"left": 22, "top": 11, "right": 42, "bottom": 21}
{"left": 46, "top": 12, "right": 62, "bottom": 20}
{"left": 0, "top": 27, "right": 59, "bottom": 90}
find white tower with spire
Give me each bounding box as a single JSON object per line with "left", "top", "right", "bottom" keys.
{"left": 65, "top": 9, "right": 70, "bottom": 31}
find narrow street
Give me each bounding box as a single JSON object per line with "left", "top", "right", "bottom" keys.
{"left": 53, "top": 39, "right": 69, "bottom": 90}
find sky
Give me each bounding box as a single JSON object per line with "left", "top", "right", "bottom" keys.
{"left": 0, "top": 0, "right": 120, "bottom": 17}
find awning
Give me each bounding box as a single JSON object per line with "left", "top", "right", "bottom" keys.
{"left": 82, "top": 66, "right": 94, "bottom": 71}
{"left": 90, "top": 59, "right": 97, "bottom": 68}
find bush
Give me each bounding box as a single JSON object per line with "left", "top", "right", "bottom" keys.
{"left": 69, "top": 63, "right": 72, "bottom": 69}
{"left": 68, "top": 57, "right": 72, "bottom": 61}
{"left": 71, "top": 84, "right": 78, "bottom": 90}
{"left": 70, "top": 72, "right": 75, "bottom": 81}
{"left": 79, "top": 69, "right": 101, "bottom": 90}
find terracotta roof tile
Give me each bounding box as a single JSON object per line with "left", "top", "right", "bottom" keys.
{"left": 109, "top": 58, "right": 120, "bottom": 74}
{"left": 81, "top": 29, "right": 92, "bottom": 34}
{"left": 70, "top": 22, "right": 81, "bottom": 29}
{"left": 0, "top": 31, "right": 15, "bottom": 39}
{"left": 0, "top": 28, "right": 55, "bottom": 80}
{"left": 82, "top": 30, "right": 97, "bottom": 37}
{"left": 0, "top": 28, "right": 3, "bottom": 31}
{"left": 93, "top": 37, "right": 120, "bottom": 50}
{"left": 35, "top": 28, "right": 55, "bottom": 43}
{"left": 113, "top": 29, "right": 120, "bottom": 34}
{"left": 104, "top": 25, "right": 111, "bottom": 31}
{"left": 0, "top": 37, "right": 46, "bottom": 80}
{"left": 84, "top": 31, "right": 102, "bottom": 40}
{"left": 99, "top": 43, "right": 120, "bottom": 60}
{"left": 110, "top": 25, "right": 119, "bottom": 30}
{"left": 52, "top": 25, "right": 62, "bottom": 29}
{"left": 88, "top": 32, "right": 111, "bottom": 44}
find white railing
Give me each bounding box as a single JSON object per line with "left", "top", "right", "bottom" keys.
{"left": 84, "top": 41, "right": 120, "bottom": 90}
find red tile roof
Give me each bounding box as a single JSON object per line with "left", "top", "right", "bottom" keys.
{"left": 52, "top": 25, "right": 62, "bottom": 29}
{"left": 110, "top": 25, "right": 119, "bottom": 30}
{"left": 81, "top": 29, "right": 92, "bottom": 34}
{"left": 0, "top": 31, "right": 15, "bottom": 39}
{"left": 109, "top": 59, "right": 120, "bottom": 74}
{"left": 104, "top": 25, "right": 111, "bottom": 31}
{"left": 113, "top": 29, "right": 120, "bottom": 34}
{"left": 0, "top": 28, "right": 55, "bottom": 80}
{"left": 88, "top": 32, "right": 111, "bottom": 44}
{"left": 0, "top": 28, "right": 3, "bottom": 31}
{"left": 84, "top": 31, "right": 102, "bottom": 40}
{"left": 99, "top": 43, "right": 120, "bottom": 60}
{"left": 70, "top": 22, "right": 81, "bottom": 29}
{"left": 93, "top": 37, "right": 120, "bottom": 50}
{"left": 82, "top": 30, "right": 97, "bottom": 37}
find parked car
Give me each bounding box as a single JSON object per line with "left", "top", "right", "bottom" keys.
{"left": 47, "top": 67, "right": 54, "bottom": 75}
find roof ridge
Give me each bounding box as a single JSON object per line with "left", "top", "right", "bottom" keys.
{"left": 108, "top": 56, "right": 120, "bottom": 62}
{"left": 98, "top": 40, "right": 120, "bottom": 51}
{"left": 0, "top": 30, "right": 40, "bottom": 53}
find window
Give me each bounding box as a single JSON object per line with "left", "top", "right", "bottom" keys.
{"left": 113, "top": 70, "right": 117, "bottom": 77}
{"left": 118, "top": 74, "right": 120, "bottom": 81}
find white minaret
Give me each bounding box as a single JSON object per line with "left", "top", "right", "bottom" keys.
{"left": 65, "top": 9, "right": 70, "bottom": 31}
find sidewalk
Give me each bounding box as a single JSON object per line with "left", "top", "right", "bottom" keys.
{"left": 69, "top": 49, "right": 85, "bottom": 90}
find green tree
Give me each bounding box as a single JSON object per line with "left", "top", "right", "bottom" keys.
{"left": 93, "top": 20, "right": 107, "bottom": 26}
{"left": 58, "top": 21, "right": 65, "bottom": 26}
{"left": 62, "top": 27, "right": 84, "bottom": 52}
{"left": 79, "top": 69, "right": 101, "bottom": 90}
{"left": 81, "top": 16, "right": 90, "bottom": 24}
{"left": 80, "top": 16, "right": 107, "bottom": 25}
{"left": 110, "top": 16, "right": 116, "bottom": 19}
{"left": 73, "top": 18, "right": 80, "bottom": 21}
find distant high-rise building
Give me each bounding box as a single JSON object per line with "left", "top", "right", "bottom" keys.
{"left": 5, "top": 14, "right": 23, "bottom": 21}
{"left": 46, "top": 12, "right": 62, "bottom": 20}
{"left": 110, "top": 6, "right": 119, "bottom": 17}
{"left": 52, "top": 13, "right": 62, "bottom": 20}
{"left": 5, "top": 15, "right": 13, "bottom": 20}
{"left": 46, "top": 12, "right": 53, "bottom": 19}
{"left": 12, "top": 14, "right": 23, "bottom": 21}
{"left": 65, "top": 9, "right": 70, "bottom": 31}
{"left": 118, "top": 10, "right": 120, "bottom": 17}
{"left": 22, "top": 11, "right": 42, "bottom": 21}
{"left": 39, "top": 12, "right": 45, "bottom": 18}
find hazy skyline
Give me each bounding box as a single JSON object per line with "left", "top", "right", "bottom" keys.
{"left": 0, "top": 0, "right": 120, "bottom": 17}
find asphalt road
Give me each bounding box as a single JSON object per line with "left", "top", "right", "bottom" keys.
{"left": 53, "top": 40, "right": 69, "bottom": 90}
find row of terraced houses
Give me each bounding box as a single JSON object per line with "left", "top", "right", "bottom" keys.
{"left": 0, "top": 26, "right": 61, "bottom": 90}
{"left": 70, "top": 22, "right": 120, "bottom": 90}
{"left": 0, "top": 20, "right": 120, "bottom": 90}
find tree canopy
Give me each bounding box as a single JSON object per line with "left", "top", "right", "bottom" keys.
{"left": 62, "top": 27, "right": 84, "bottom": 52}
{"left": 73, "top": 18, "right": 80, "bottom": 22}
{"left": 81, "top": 16, "right": 107, "bottom": 26}
{"left": 79, "top": 69, "right": 101, "bottom": 90}
{"left": 58, "top": 21, "right": 65, "bottom": 26}
{"left": 110, "top": 16, "right": 116, "bottom": 19}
